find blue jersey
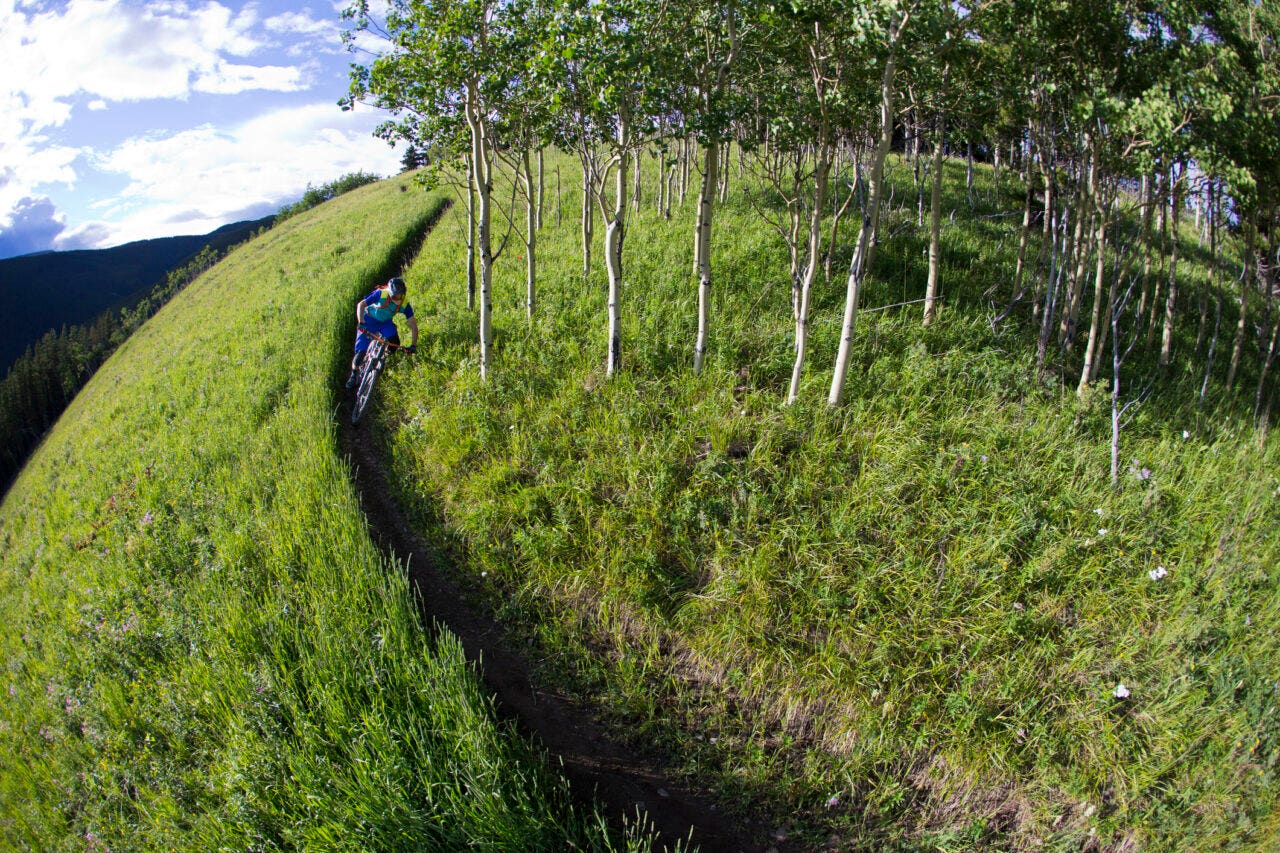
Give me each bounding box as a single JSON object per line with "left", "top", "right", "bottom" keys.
{"left": 356, "top": 288, "right": 414, "bottom": 352}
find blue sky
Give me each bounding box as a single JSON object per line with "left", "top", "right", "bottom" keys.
{"left": 0, "top": 0, "right": 402, "bottom": 260}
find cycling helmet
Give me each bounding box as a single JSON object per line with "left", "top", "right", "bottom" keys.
{"left": 386, "top": 277, "right": 407, "bottom": 298}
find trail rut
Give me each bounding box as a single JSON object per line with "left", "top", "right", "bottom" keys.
{"left": 339, "top": 416, "right": 764, "bottom": 852}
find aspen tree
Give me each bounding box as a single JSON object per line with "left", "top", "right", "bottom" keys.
{"left": 465, "top": 152, "right": 477, "bottom": 310}
{"left": 923, "top": 110, "right": 945, "bottom": 327}
{"left": 342, "top": 0, "right": 527, "bottom": 381}
{"left": 829, "top": 3, "right": 913, "bottom": 406}
{"left": 521, "top": 150, "right": 537, "bottom": 319}
{"left": 541, "top": 0, "right": 674, "bottom": 376}
{"left": 677, "top": 0, "right": 745, "bottom": 375}
{"left": 1159, "top": 163, "right": 1186, "bottom": 370}
{"left": 1227, "top": 215, "right": 1256, "bottom": 389}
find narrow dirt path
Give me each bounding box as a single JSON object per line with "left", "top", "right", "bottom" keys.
{"left": 339, "top": 418, "right": 766, "bottom": 852}
{"left": 336, "top": 207, "right": 771, "bottom": 851}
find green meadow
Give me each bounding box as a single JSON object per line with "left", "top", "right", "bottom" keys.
{"left": 2, "top": 150, "right": 1277, "bottom": 851}
{"left": 374, "top": 152, "right": 1280, "bottom": 850}
{"left": 0, "top": 179, "right": 637, "bottom": 850}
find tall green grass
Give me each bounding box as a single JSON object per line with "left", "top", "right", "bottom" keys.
{"left": 372, "top": 151, "right": 1280, "bottom": 849}
{"left": 0, "top": 178, "right": 632, "bottom": 850}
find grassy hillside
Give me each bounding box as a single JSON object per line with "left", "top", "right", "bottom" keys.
{"left": 0, "top": 216, "right": 273, "bottom": 374}
{"left": 0, "top": 179, "right": 629, "bottom": 850}
{"left": 368, "top": 152, "right": 1280, "bottom": 850}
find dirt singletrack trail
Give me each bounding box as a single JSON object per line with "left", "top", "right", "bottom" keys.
{"left": 338, "top": 415, "right": 773, "bottom": 852}
{"left": 334, "top": 204, "right": 786, "bottom": 852}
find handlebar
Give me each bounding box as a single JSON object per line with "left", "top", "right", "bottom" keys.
{"left": 358, "top": 326, "right": 415, "bottom": 353}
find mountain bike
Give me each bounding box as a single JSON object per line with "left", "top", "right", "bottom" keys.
{"left": 350, "top": 327, "right": 411, "bottom": 426}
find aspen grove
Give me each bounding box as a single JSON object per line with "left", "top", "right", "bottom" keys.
{"left": 344, "top": 0, "right": 1280, "bottom": 424}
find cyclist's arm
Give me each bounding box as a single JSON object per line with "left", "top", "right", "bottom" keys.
{"left": 355, "top": 298, "right": 367, "bottom": 328}
{"left": 406, "top": 315, "right": 419, "bottom": 347}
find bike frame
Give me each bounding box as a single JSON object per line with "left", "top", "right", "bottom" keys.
{"left": 350, "top": 326, "right": 408, "bottom": 426}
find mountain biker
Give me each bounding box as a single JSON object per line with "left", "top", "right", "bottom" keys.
{"left": 346, "top": 276, "right": 418, "bottom": 388}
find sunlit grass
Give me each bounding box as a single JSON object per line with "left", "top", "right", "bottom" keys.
{"left": 0, "top": 177, "right": 636, "bottom": 850}
{"left": 376, "top": 150, "right": 1280, "bottom": 849}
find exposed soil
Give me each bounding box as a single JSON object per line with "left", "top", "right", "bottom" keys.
{"left": 339, "top": 414, "right": 774, "bottom": 852}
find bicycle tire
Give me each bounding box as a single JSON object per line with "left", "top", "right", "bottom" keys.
{"left": 350, "top": 339, "right": 386, "bottom": 426}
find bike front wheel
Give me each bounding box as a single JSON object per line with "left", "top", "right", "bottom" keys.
{"left": 350, "top": 342, "right": 386, "bottom": 426}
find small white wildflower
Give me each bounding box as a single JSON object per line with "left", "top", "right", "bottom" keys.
{"left": 1148, "top": 566, "right": 1168, "bottom": 581}
{"left": 1098, "top": 528, "right": 1108, "bottom": 536}
{"left": 980, "top": 454, "right": 988, "bottom": 462}
{"left": 1113, "top": 683, "right": 1130, "bottom": 699}
{"left": 1013, "top": 602, "right": 1024, "bottom": 611}
{"left": 1094, "top": 507, "right": 1105, "bottom": 517}
{"left": 1182, "top": 430, "right": 1190, "bottom": 439}
{"left": 481, "top": 571, "right": 488, "bottom": 578}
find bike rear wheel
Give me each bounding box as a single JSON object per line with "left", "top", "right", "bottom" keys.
{"left": 350, "top": 340, "right": 386, "bottom": 426}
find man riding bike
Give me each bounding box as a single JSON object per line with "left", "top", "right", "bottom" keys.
{"left": 347, "top": 276, "right": 419, "bottom": 388}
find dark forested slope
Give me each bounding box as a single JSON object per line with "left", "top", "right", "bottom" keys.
{"left": 0, "top": 217, "right": 272, "bottom": 373}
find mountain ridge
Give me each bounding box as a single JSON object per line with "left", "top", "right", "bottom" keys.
{"left": 0, "top": 216, "right": 273, "bottom": 373}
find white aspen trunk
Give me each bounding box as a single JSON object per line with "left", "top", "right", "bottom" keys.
{"left": 536, "top": 148, "right": 545, "bottom": 230}
{"left": 664, "top": 163, "right": 675, "bottom": 220}
{"left": 581, "top": 158, "right": 594, "bottom": 278}
{"left": 680, "top": 137, "right": 690, "bottom": 206}
{"left": 1060, "top": 138, "right": 1095, "bottom": 349}
{"left": 556, "top": 165, "right": 562, "bottom": 227}
{"left": 1137, "top": 173, "right": 1153, "bottom": 324}
{"left": 718, "top": 141, "right": 730, "bottom": 203}
{"left": 1033, "top": 120, "right": 1055, "bottom": 324}
{"left": 693, "top": 142, "right": 718, "bottom": 374}
{"left": 1146, "top": 170, "right": 1168, "bottom": 347}
{"left": 604, "top": 120, "right": 630, "bottom": 376}
{"left": 916, "top": 114, "right": 926, "bottom": 227}
{"left": 789, "top": 202, "right": 803, "bottom": 321}
{"left": 1089, "top": 211, "right": 1114, "bottom": 384}
{"left": 522, "top": 149, "right": 536, "bottom": 320}
{"left": 1012, "top": 147, "right": 1034, "bottom": 301}
{"left": 829, "top": 17, "right": 901, "bottom": 406}
{"left": 1078, "top": 194, "right": 1111, "bottom": 395}
{"left": 466, "top": 82, "right": 493, "bottom": 379}
{"left": 465, "top": 151, "right": 477, "bottom": 311}
{"left": 787, "top": 148, "right": 827, "bottom": 404}
{"left": 1111, "top": 313, "right": 1123, "bottom": 487}
{"left": 924, "top": 113, "right": 945, "bottom": 326}
{"left": 1227, "top": 216, "right": 1255, "bottom": 389}
{"left": 1038, "top": 208, "right": 1069, "bottom": 370}
{"left": 1160, "top": 169, "right": 1182, "bottom": 369}
{"left": 965, "top": 140, "right": 974, "bottom": 207}
{"left": 992, "top": 141, "right": 1001, "bottom": 199}
{"left": 657, "top": 147, "right": 666, "bottom": 214}
{"left": 632, "top": 149, "right": 643, "bottom": 212}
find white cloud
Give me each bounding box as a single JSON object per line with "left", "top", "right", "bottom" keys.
{"left": 0, "top": 0, "right": 322, "bottom": 236}
{"left": 10, "top": 0, "right": 302, "bottom": 128}
{"left": 58, "top": 101, "right": 403, "bottom": 248}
